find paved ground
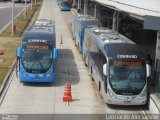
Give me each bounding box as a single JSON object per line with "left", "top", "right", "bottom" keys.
{"left": 0, "top": 2, "right": 27, "bottom": 32}
{"left": 0, "top": 0, "right": 147, "bottom": 119}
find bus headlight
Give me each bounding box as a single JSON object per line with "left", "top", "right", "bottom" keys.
{"left": 140, "top": 92, "right": 146, "bottom": 99}
{"left": 21, "top": 70, "right": 26, "bottom": 77}
{"left": 108, "top": 89, "right": 117, "bottom": 99}
{"left": 46, "top": 69, "right": 53, "bottom": 77}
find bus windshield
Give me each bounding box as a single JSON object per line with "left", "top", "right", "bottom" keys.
{"left": 109, "top": 61, "right": 146, "bottom": 95}
{"left": 22, "top": 46, "right": 52, "bottom": 73}
{"left": 62, "top": 2, "right": 70, "bottom": 7}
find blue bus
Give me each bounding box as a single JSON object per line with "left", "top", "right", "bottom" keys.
{"left": 58, "top": 0, "right": 71, "bottom": 11}
{"left": 16, "top": 19, "right": 58, "bottom": 83}
{"left": 72, "top": 14, "right": 101, "bottom": 53}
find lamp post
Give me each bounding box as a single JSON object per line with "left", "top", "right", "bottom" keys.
{"left": 11, "top": 0, "right": 15, "bottom": 37}
{"left": 25, "top": 0, "right": 27, "bottom": 18}
{"left": 31, "top": 0, "right": 33, "bottom": 10}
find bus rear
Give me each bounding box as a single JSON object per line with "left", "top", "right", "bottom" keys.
{"left": 59, "top": 0, "right": 71, "bottom": 11}
{"left": 74, "top": 16, "right": 101, "bottom": 53}
{"left": 16, "top": 32, "right": 57, "bottom": 83}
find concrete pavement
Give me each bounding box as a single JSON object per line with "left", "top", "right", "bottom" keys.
{"left": 0, "top": 2, "right": 27, "bottom": 32}
{"left": 0, "top": 0, "right": 149, "bottom": 119}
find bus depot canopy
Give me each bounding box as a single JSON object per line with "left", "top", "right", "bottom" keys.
{"left": 95, "top": 0, "right": 160, "bottom": 20}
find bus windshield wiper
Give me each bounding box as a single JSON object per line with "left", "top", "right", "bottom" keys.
{"left": 37, "top": 60, "right": 44, "bottom": 70}
{"left": 29, "top": 62, "right": 37, "bottom": 72}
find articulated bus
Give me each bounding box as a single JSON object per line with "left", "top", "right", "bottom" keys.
{"left": 83, "top": 27, "right": 151, "bottom": 106}
{"left": 71, "top": 12, "right": 87, "bottom": 40}
{"left": 16, "top": 19, "right": 58, "bottom": 83}
{"left": 72, "top": 14, "right": 101, "bottom": 53}
{"left": 58, "top": 0, "right": 71, "bottom": 11}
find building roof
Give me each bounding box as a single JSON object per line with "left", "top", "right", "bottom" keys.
{"left": 95, "top": 0, "right": 160, "bottom": 20}
{"left": 75, "top": 15, "right": 101, "bottom": 27}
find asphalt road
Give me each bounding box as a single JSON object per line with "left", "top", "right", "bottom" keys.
{"left": 0, "top": 0, "right": 149, "bottom": 120}
{"left": 0, "top": 2, "right": 27, "bottom": 32}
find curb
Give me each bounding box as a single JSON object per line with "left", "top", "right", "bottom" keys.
{"left": 0, "top": 60, "right": 16, "bottom": 105}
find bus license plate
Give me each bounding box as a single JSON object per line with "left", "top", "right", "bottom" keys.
{"left": 124, "top": 100, "right": 131, "bottom": 104}
{"left": 33, "top": 78, "right": 39, "bottom": 80}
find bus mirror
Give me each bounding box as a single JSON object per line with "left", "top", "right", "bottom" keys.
{"left": 103, "top": 63, "right": 107, "bottom": 76}
{"left": 146, "top": 64, "right": 151, "bottom": 77}
{"left": 17, "top": 46, "right": 21, "bottom": 58}
{"left": 54, "top": 48, "right": 58, "bottom": 59}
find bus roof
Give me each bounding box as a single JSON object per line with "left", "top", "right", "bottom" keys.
{"left": 91, "top": 27, "right": 135, "bottom": 44}
{"left": 75, "top": 15, "right": 101, "bottom": 27}
{"left": 104, "top": 43, "right": 145, "bottom": 59}
{"left": 28, "top": 19, "right": 55, "bottom": 32}
{"left": 28, "top": 26, "right": 54, "bottom": 33}
{"left": 85, "top": 27, "right": 144, "bottom": 59}
{"left": 33, "top": 19, "right": 54, "bottom": 27}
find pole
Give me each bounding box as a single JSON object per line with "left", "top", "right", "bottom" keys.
{"left": 79, "top": 0, "right": 81, "bottom": 11}
{"left": 31, "top": 0, "right": 33, "bottom": 10}
{"left": 155, "top": 31, "right": 160, "bottom": 72}
{"left": 84, "top": 0, "right": 86, "bottom": 14}
{"left": 78, "top": 0, "right": 80, "bottom": 10}
{"left": 94, "top": 4, "right": 97, "bottom": 19}
{"left": 116, "top": 11, "right": 119, "bottom": 32}
{"left": 72, "top": 0, "right": 76, "bottom": 8}
{"left": 25, "top": 0, "right": 27, "bottom": 18}
{"left": 112, "top": 11, "right": 117, "bottom": 31}
{"left": 35, "top": 0, "right": 36, "bottom": 5}
{"left": 11, "top": 0, "right": 15, "bottom": 37}
{"left": 84, "top": 0, "right": 88, "bottom": 15}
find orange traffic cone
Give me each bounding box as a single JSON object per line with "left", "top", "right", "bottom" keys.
{"left": 63, "top": 82, "right": 72, "bottom": 102}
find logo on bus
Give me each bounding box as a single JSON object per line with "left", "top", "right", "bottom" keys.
{"left": 117, "top": 54, "right": 138, "bottom": 59}
{"left": 28, "top": 39, "right": 48, "bottom": 43}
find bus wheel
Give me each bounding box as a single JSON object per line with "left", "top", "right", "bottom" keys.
{"left": 90, "top": 67, "right": 94, "bottom": 81}
{"left": 84, "top": 55, "right": 87, "bottom": 66}
{"left": 77, "top": 42, "right": 81, "bottom": 53}
{"left": 99, "top": 82, "right": 103, "bottom": 99}
{"left": 99, "top": 82, "right": 101, "bottom": 91}
{"left": 143, "top": 92, "right": 150, "bottom": 110}
{"left": 75, "top": 39, "right": 77, "bottom": 46}
{"left": 107, "top": 104, "right": 113, "bottom": 108}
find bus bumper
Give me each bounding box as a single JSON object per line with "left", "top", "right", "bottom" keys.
{"left": 19, "top": 72, "right": 54, "bottom": 83}
{"left": 60, "top": 7, "right": 70, "bottom": 11}
{"left": 105, "top": 94, "right": 147, "bottom": 105}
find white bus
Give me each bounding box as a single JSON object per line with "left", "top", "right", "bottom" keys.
{"left": 83, "top": 27, "right": 151, "bottom": 106}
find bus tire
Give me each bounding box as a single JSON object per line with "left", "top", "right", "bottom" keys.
{"left": 78, "top": 43, "right": 81, "bottom": 52}
{"left": 90, "top": 67, "right": 94, "bottom": 81}
{"left": 143, "top": 92, "right": 150, "bottom": 110}
{"left": 107, "top": 104, "right": 113, "bottom": 108}
{"left": 75, "top": 39, "right": 77, "bottom": 46}
{"left": 99, "top": 82, "right": 103, "bottom": 99}
{"left": 84, "top": 54, "right": 87, "bottom": 66}
{"left": 99, "top": 82, "right": 101, "bottom": 91}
